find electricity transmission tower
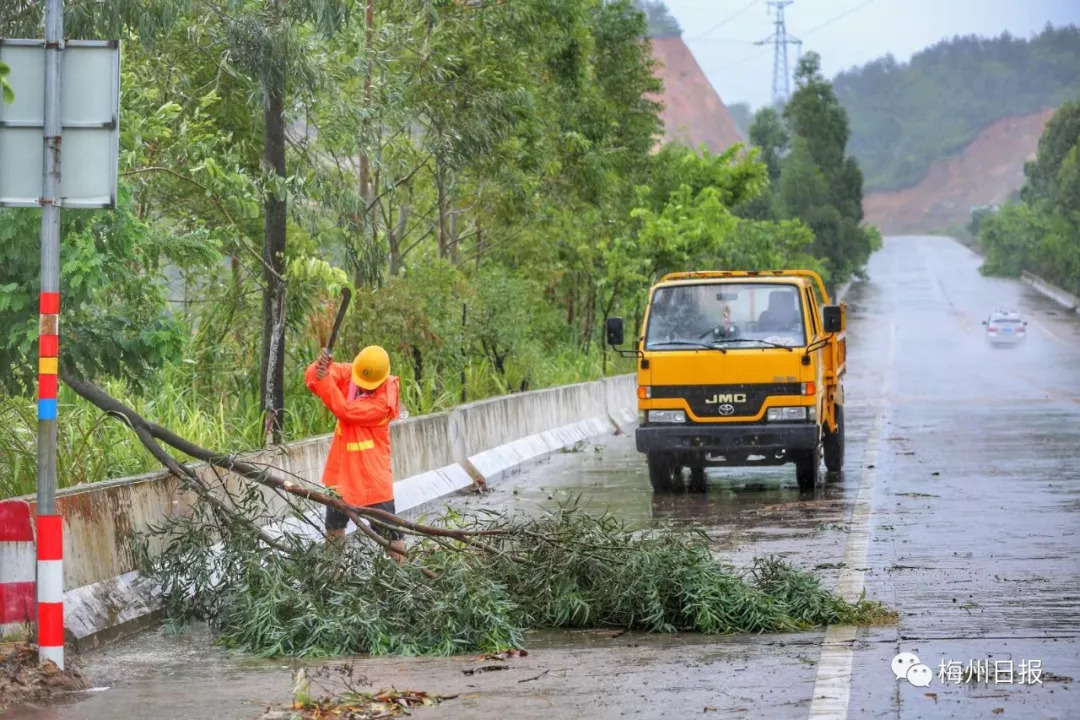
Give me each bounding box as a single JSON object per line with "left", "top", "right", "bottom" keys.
{"left": 754, "top": 0, "right": 802, "bottom": 109}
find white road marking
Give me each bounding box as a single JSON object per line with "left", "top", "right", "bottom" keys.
{"left": 807, "top": 320, "right": 893, "bottom": 720}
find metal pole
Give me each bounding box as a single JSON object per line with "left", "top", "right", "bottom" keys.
{"left": 37, "top": 0, "right": 65, "bottom": 670}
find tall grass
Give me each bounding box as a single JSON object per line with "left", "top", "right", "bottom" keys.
{"left": 0, "top": 347, "right": 632, "bottom": 499}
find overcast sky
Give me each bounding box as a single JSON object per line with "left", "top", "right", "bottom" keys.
{"left": 664, "top": 0, "right": 1080, "bottom": 109}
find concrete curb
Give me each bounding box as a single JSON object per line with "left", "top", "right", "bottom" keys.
{"left": 393, "top": 464, "right": 476, "bottom": 516}
{"left": 1021, "top": 271, "right": 1079, "bottom": 313}
{"left": 465, "top": 417, "right": 612, "bottom": 485}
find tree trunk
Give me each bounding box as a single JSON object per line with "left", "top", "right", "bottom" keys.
{"left": 436, "top": 155, "right": 448, "bottom": 259}
{"left": 582, "top": 280, "right": 595, "bottom": 353}
{"left": 448, "top": 210, "right": 458, "bottom": 264}
{"left": 388, "top": 204, "right": 408, "bottom": 276}
{"left": 460, "top": 302, "right": 467, "bottom": 403}
{"left": 566, "top": 282, "right": 575, "bottom": 328}
{"left": 357, "top": 0, "right": 375, "bottom": 257}
{"left": 261, "top": 85, "right": 287, "bottom": 445}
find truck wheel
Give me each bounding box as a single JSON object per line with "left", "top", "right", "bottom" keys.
{"left": 647, "top": 454, "right": 682, "bottom": 493}
{"left": 794, "top": 445, "right": 820, "bottom": 491}
{"left": 824, "top": 404, "right": 845, "bottom": 473}
{"left": 688, "top": 465, "right": 707, "bottom": 493}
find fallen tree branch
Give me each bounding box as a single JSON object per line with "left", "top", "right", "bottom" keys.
{"left": 119, "top": 400, "right": 293, "bottom": 554}
{"left": 60, "top": 372, "right": 506, "bottom": 555}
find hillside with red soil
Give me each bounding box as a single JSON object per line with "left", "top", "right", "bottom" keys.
{"left": 863, "top": 108, "right": 1055, "bottom": 235}
{"left": 648, "top": 36, "right": 745, "bottom": 153}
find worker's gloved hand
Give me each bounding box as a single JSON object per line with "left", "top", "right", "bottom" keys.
{"left": 316, "top": 350, "right": 332, "bottom": 379}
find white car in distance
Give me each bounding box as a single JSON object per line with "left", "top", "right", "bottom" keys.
{"left": 982, "top": 309, "right": 1027, "bottom": 345}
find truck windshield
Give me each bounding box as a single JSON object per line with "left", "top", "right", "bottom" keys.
{"left": 644, "top": 283, "right": 807, "bottom": 350}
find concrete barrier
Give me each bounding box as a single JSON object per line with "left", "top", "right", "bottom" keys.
{"left": 0, "top": 500, "right": 36, "bottom": 640}
{"left": 15, "top": 373, "right": 636, "bottom": 650}
{"left": 1021, "top": 271, "right": 1079, "bottom": 313}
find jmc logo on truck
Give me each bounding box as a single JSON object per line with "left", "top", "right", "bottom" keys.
{"left": 705, "top": 393, "right": 746, "bottom": 404}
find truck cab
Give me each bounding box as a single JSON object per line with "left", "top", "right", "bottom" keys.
{"left": 606, "top": 270, "right": 847, "bottom": 492}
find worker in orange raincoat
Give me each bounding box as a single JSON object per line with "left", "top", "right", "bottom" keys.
{"left": 305, "top": 345, "right": 405, "bottom": 562}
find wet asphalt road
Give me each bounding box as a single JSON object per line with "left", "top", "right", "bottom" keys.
{"left": 8, "top": 236, "right": 1079, "bottom": 720}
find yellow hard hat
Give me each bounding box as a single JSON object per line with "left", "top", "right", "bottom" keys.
{"left": 352, "top": 345, "right": 390, "bottom": 390}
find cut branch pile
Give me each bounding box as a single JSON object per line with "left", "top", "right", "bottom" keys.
{"left": 0, "top": 642, "right": 88, "bottom": 713}
{"left": 65, "top": 373, "right": 896, "bottom": 658}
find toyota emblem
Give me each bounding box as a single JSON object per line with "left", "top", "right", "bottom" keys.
{"left": 718, "top": 403, "right": 735, "bottom": 416}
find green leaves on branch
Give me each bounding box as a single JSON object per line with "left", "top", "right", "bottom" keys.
{"left": 0, "top": 188, "right": 188, "bottom": 395}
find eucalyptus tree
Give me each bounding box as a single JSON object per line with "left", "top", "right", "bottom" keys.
{"left": 6, "top": 1, "right": 351, "bottom": 443}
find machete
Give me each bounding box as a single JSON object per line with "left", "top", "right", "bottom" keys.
{"left": 324, "top": 287, "right": 352, "bottom": 357}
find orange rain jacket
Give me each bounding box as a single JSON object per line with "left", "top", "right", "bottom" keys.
{"left": 304, "top": 361, "right": 401, "bottom": 507}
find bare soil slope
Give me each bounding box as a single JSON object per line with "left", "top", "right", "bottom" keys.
{"left": 648, "top": 36, "right": 745, "bottom": 153}
{"left": 863, "top": 108, "right": 1055, "bottom": 234}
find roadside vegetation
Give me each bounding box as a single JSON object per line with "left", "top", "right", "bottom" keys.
{"left": 834, "top": 24, "right": 1080, "bottom": 192}
{"left": 0, "top": 2, "right": 878, "bottom": 500}
{"left": 975, "top": 99, "right": 1080, "bottom": 295}
{"left": 743, "top": 53, "right": 882, "bottom": 286}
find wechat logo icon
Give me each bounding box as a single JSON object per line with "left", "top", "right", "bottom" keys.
{"left": 892, "top": 652, "right": 933, "bottom": 687}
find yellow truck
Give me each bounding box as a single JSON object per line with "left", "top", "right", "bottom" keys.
{"left": 606, "top": 270, "right": 846, "bottom": 492}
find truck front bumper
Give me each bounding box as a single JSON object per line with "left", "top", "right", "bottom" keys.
{"left": 635, "top": 423, "right": 818, "bottom": 454}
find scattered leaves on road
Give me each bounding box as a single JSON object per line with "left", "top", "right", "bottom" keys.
{"left": 462, "top": 665, "right": 510, "bottom": 676}
{"left": 265, "top": 667, "right": 456, "bottom": 719}
{"left": 477, "top": 649, "right": 528, "bottom": 661}
{"left": 1041, "top": 672, "right": 1073, "bottom": 683}
{"left": 269, "top": 689, "right": 454, "bottom": 719}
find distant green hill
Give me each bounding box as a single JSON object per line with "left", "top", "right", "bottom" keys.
{"left": 833, "top": 24, "right": 1080, "bottom": 192}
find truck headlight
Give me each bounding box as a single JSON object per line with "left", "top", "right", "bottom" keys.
{"left": 767, "top": 406, "right": 808, "bottom": 422}
{"left": 648, "top": 410, "right": 686, "bottom": 423}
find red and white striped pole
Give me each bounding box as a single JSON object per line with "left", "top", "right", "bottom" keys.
{"left": 36, "top": 0, "right": 65, "bottom": 669}
{"left": 37, "top": 291, "right": 63, "bottom": 670}
{"left": 36, "top": 291, "right": 64, "bottom": 671}
{"left": 0, "top": 500, "right": 36, "bottom": 638}
{"left": 35, "top": 513, "right": 63, "bottom": 667}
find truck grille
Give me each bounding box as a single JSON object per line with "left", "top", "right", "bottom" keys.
{"left": 650, "top": 383, "right": 802, "bottom": 419}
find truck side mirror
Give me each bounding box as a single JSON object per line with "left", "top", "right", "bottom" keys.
{"left": 606, "top": 317, "right": 625, "bottom": 346}
{"left": 822, "top": 305, "right": 843, "bottom": 333}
